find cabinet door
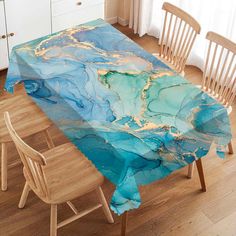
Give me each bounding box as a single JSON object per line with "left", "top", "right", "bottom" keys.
{"left": 4, "top": 0, "right": 51, "bottom": 54}
{"left": 0, "top": 1, "right": 9, "bottom": 70}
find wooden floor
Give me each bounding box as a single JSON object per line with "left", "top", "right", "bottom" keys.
{"left": 0, "top": 24, "right": 236, "bottom": 236}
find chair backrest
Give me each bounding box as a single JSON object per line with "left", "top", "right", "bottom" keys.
{"left": 202, "top": 32, "right": 236, "bottom": 107}
{"left": 4, "top": 112, "right": 49, "bottom": 198}
{"left": 159, "top": 2, "right": 201, "bottom": 73}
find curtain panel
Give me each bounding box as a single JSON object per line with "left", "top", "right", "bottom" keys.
{"left": 129, "top": 0, "right": 153, "bottom": 36}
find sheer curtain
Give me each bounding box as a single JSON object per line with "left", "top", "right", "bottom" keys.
{"left": 129, "top": 0, "right": 236, "bottom": 70}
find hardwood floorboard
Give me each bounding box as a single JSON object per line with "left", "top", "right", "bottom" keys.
{"left": 198, "top": 211, "right": 236, "bottom": 236}
{"left": 0, "top": 24, "right": 235, "bottom": 236}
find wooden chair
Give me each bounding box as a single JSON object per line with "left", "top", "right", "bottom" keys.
{"left": 153, "top": 2, "right": 201, "bottom": 75}
{"left": 0, "top": 94, "right": 54, "bottom": 191}
{"left": 4, "top": 111, "right": 114, "bottom": 236}
{"left": 188, "top": 31, "right": 236, "bottom": 178}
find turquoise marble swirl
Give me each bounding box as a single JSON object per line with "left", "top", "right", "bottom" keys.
{"left": 5, "top": 19, "right": 232, "bottom": 215}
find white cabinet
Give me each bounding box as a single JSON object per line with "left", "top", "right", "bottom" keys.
{"left": 4, "top": 0, "right": 51, "bottom": 54}
{"left": 0, "top": 0, "right": 105, "bottom": 70}
{"left": 52, "top": 0, "right": 105, "bottom": 32}
{"left": 0, "top": 0, "right": 51, "bottom": 70}
{"left": 0, "top": 1, "right": 8, "bottom": 70}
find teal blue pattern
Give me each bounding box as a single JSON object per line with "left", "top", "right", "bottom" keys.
{"left": 5, "top": 19, "right": 232, "bottom": 215}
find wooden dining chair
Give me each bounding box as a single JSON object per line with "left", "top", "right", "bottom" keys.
{"left": 4, "top": 111, "right": 114, "bottom": 236}
{"left": 0, "top": 94, "right": 54, "bottom": 191}
{"left": 188, "top": 31, "right": 236, "bottom": 178}
{"left": 153, "top": 2, "right": 201, "bottom": 75}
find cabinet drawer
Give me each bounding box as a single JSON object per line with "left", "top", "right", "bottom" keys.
{"left": 52, "top": 3, "right": 104, "bottom": 32}
{"left": 52, "top": 0, "right": 104, "bottom": 17}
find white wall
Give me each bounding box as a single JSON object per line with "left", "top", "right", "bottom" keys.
{"left": 105, "top": 0, "right": 119, "bottom": 24}
{"left": 105, "top": 0, "right": 130, "bottom": 25}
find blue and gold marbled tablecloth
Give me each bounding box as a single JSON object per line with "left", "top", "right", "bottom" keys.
{"left": 5, "top": 19, "right": 232, "bottom": 215}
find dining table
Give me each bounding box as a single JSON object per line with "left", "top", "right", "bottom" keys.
{"left": 4, "top": 19, "right": 232, "bottom": 235}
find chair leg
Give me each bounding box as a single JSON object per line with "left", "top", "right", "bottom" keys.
{"left": 196, "top": 159, "right": 206, "bottom": 192}
{"left": 1, "top": 143, "right": 7, "bottom": 191}
{"left": 50, "top": 204, "right": 57, "bottom": 236}
{"left": 18, "top": 182, "right": 31, "bottom": 208}
{"left": 96, "top": 187, "right": 114, "bottom": 223}
{"left": 228, "top": 141, "right": 234, "bottom": 154}
{"left": 43, "top": 129, "right": 55, "bottom": 149}
{"left": 187, "top": 162, "right": 195, "bottom": 178}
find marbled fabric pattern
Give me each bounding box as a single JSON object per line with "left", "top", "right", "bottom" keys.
{"left": 5, "top": 19, "right": 232, "bottom": 215}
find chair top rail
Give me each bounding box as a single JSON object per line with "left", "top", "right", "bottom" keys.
{"left": 162, "top": 2, "right": 201, "bottom": 33}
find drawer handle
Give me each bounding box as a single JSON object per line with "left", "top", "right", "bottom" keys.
{"left": 76, "top": 1, "right": 82, "bottom": 6}
{"left": 7, "top": 33, "right": 15, "bottom": 37}
{"left": 1, "top": 35, "right": 6, "bottom": 39}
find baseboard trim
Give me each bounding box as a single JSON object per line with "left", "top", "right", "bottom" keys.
{"left": 105, "top": 16, "right": 118, "bottom": 25}
{"left": 0, "top": 67, "right": 8, "bottom": 72}
{"left": 105, "top": 16, "right": 129, "bottom": 26}
{"left": 118, "top": 17, "right": 129, "bottom": 26}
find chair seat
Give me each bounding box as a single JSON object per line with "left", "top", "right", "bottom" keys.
{"left": 0, "top": 94, "right": 52, "bottom": 143}
{"left": 152, "top": 53, "right": 185, "bottom": 76}
{"left": 25, "top": 143, "right": 104, "bottom": 204}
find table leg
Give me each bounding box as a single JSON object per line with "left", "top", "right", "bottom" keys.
{"left": 121, "top": 211, "right": 128, "bottom": 236}
{"left": 187, "top": 162, "right": 195, "bottom": 178}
